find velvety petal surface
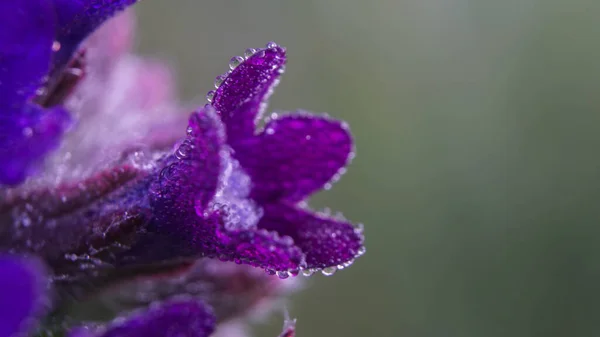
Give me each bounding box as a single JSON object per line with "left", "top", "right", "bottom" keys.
{"left": 75, "top": 299, "right": 216, "bottom": 337}
{"left": 0, "top": 0, "right": 55, "bottom": 107}
{"left": 0, "top": 104, "right": 71, "bottom": 185}
{"left": 235, "top": 114, "right": 353, "bottom": 203}
{"left": 149, "top": 107, "right": 224, "bottom": 229}
{"left": 259, "top": 203, "right": 364, "bottom": 270}
{"left": 211, "top": 44, "right": 286, "bottom": 144}
{"left": 147, "top": 108, "right": 303, "bottom": 271}
{"left": 0, "top": 255, "right": 47, "bottom": 337}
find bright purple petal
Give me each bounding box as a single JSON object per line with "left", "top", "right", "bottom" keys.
{"left": 0, "top": 0, "right": 55, "bottom": 107}
{"left": 0, "top": 104, "right": 71, "bottom": 185}
{"left": 0, "top": 255, "right": 48, "bottom": 337}
{"left": 52, "top": 0, "right": 138, "bottom": 71}
{"left": 91, "top": 299, "right": 215, "bottom": 337}
{"left": 235, "top": 114, "right": 353, "bottom": 203}
{"left": 259, "top": 203, "right": 364, "bottom": 270}
{"left": 211, "top": 43, "right": 286, "bottom": 144}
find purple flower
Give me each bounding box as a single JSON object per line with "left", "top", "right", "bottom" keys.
{"left": 0, "top": 0, "right": 137, "bottom": 185}
{"left": 1, "top": 2, "right": 365, "bottom": 336}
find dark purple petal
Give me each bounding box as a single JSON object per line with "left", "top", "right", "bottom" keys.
{"left": 0, "top": 0, "right": 56, "bottom": 107}
{"left": 211, "top": 214, "right": 304, "bottom": 272}
{"left": 146, "top": 107, "right": 303, "bottom": 272}
{"left": 0, "top": 104, "right": 71, "bottom": 185}
{"left": 77, "top": 299, "right": 216, "bottom": 337}
{"left": 68, "top": 327, "right": 95, "bottom": 337}
{"left": 235, "top": 114, "right": 353, "bottom": 203}
{"left": 150, "top": 107, "right": 224, "bottom": 228}
{"left": 211, "top": 43, "right": 286, "bottom": 144}
{"left": 52, "top": 0, "right": 138, "bottom": 71}
{"left": 0, "top": 165, "right": 151, "bottom": 280}
{"left": 0, "top": 255, "right": 48, "bottom": 337}
{"left": 259, "top": 203, "right": 364, "bottom": 270}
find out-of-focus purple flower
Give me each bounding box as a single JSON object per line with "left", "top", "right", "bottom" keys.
{"left": 0, "top": 255, "right": 48, "bottom": 337}
{"left": 68, "top": 299, "right": 216, "bottom": 337}
{"left": 0, "top": 0, "right": 138, "bottom": 185}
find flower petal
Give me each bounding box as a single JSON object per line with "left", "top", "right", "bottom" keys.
{"left": 211, "top": 43, "right": 286, "bottom": 144}
{"left": 0, "top": 104, "right": 71, "bottom": 185}
{"left": 259, "top": 203, "right": 364, "bottom": 270}
{"left": 234, "top": 114, "right": 353, "bottom": 203}
{"left": 52, "top": 0, "right": 138, "bottom": 71}
{"left": 149, "top": 107, "right": 224, "bottom": 227}
{"left": 85, "top": 299, "right": 215, "bottom": 337}
{"left": 0, "top": 0, "right": 55, "bottom": 107}
{"left": 0, "top": 255, "right": 48, "bottom": 337}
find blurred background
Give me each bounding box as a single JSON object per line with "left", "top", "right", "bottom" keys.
{"left": 134, "top": 1, "right": 600, "bottom": 336}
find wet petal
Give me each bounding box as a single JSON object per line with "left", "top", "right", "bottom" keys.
{"left": 0, "top": 255, "right": 48, "bottom": 337}
{"left": 150, "top": 107, "right": 224, "bottom": 227}
{"left": 235, "top": 114, "right": 353, "bottom": 203}
{"left": 52, "top": 0, "right": 138, "bottom": 70}
{"left": 79, "top": 299, "right": 216, "bottom": 337}
{"left": 0, "top": 165, "right": 154, "bottom": 293}
{"left": 212, "top": 216, "right": 304, "bottom": 272}
{"left": 0, "top": 104, "right": 71, "bottom": 185}
{"left": 0, "top": 0, "right": 56, "bottom": 106}
{"left": 211, "top": 43, "right": 286, "bottom": 144}
{"left": 259, "top": 203, "right": 364, "bottom": 270}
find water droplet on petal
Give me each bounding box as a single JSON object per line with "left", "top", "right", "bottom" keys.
{"left": 301, "top": 269, "right": 314, "bottom": 277}
{"left": 266, "top": 41, "right": 278, "bottom": 49}
{"left": 229, "top": 56, "right": 244, "bottom": 70}
{"left": 244, "top": 48, "right": 257, "bottom": 58}
{"left": 206, "top": 90, "right": 215, "bottom": 103}
{"left": 214, "top": 75, "right": 226, "bottom": 88}
{"left": 277, "top": 271, "right": 289, "bottom": 279}
{"left": 321, "top": 267, "right": 337, "bottom": 276}
{"left": 357, "top": 246, "right": 366, "bottom": 256}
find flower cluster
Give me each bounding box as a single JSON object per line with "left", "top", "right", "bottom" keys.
{"left": 0, "top": 1, "right": 365, "bottom": 336}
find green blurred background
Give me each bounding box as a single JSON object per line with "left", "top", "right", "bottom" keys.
{"left": 134, "top": 1, "right": 600, "bottom": 336}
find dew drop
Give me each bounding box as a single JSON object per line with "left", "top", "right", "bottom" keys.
{"left": 214, "top": 75, "right": 226, "bottom": 88}
{"left": 266, "top": 41, "right": 278, "bottom": 49}
{"left": 301, "top": 269, "right": 314, "bottom": 277}
{"left": 265, "top": 269, "right": 276, "bottom": 276}
{"left": 229, "top": 56, "right": 244, "bottom": 70}
{"left": 175, "top": 140, "right": 192, "bottom": 160}
{"left": 277, "top": 271, "right": 289, "bottom": 279}
{"left": 244, "top": 48, "right": 257, "bottom": 58}
{"left": 357, "top": 246, "right": 366, "bottom": 256}
{"left": 321, "top": 266, "right": 337, "bottom": 276}
{"left": 206, "top": 90, "right": 215, "bottom": 103}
